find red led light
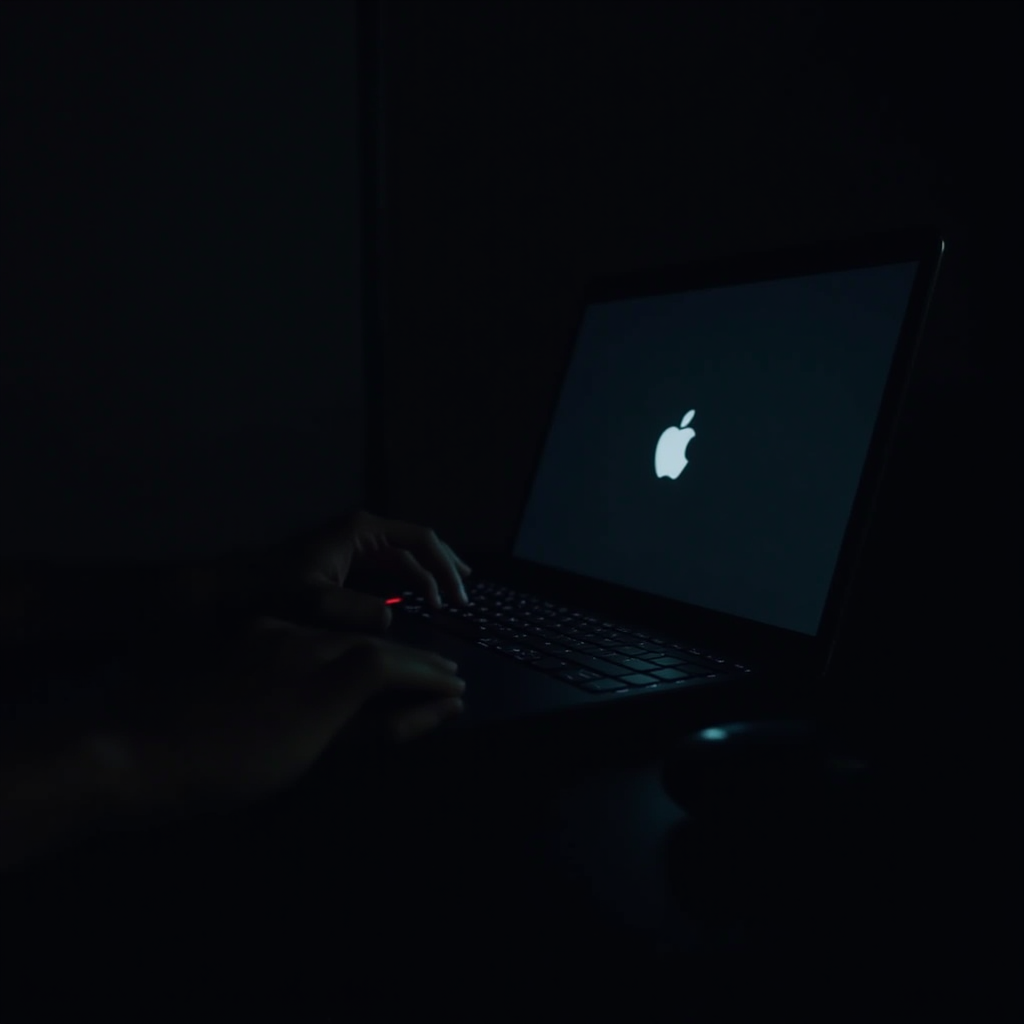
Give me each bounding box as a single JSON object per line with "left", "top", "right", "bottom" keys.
{"left": 384, "top": 597, "right": 403, "bottom": 605}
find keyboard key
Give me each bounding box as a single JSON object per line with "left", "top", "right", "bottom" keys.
{"left": 634, "top": 642, "right": 669, "bottom": 655}
{"left": 532, "top": 657, "right": 569, "bottom": 671}
{"left": 535, "top": 639, "right": 571, "bottom": 654}
{"left": 558, "top": 651, "right": 631, "bottom": 677}
{"left": 621, "top": 673, "right": 658, "bottom": 687}
{"left": 615, "top": 646, "right": 650, "bottom": 657}
{"left": 581, "top": 678, "right": 628, "bottom": 694}
{"left": 557, "top": 668, "right": 603, "bottom": 685}
{"left": 605, "top": 655, "right": 658, "bottom": 672}
{"left": 652, "top": 667, "right": 691, "bottom": 681}
{"left": 651, "top": 656, "right": 684, "bottom": 667}
{"left": 685, "top": 647, "right": 723, "bottom": 667}
{"left": 557, "top": 636, "right": 592, "bottom": 651}
{"left": 679, "top": 663, "right": 714, "bottom": 677}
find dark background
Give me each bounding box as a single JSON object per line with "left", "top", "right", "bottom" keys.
{"left": 0, "top": 0, "right": 1021, "bottom": 1021}
{"left": 0, "top": 0, "right": 364, "bottom": 560}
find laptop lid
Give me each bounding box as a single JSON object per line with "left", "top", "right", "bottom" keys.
{"left": 510, "top": 229, "right": 945, "bottom": 678}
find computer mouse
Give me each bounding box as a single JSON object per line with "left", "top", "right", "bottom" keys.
{"left": 661, "top": 719, "right": 867, "bottom": 823}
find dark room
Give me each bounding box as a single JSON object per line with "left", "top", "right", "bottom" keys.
{"left": 0, "top": 2, "right": 1020, "bottom": 1022}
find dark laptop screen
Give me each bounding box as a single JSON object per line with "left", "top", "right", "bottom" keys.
{"left": 514, "top": 260, "right": 920, "bottom": 636}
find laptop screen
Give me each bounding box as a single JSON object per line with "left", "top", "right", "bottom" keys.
{"left": 513, "top": 260, "right": 920, "bottom": 636}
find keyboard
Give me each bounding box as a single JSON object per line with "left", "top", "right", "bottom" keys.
{"left": 396, "top": 579, "right": 752, "bottom": 696}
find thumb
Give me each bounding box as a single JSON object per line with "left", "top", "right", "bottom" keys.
{"left": 286, "top": 583, "right": 393, "bottom": 632}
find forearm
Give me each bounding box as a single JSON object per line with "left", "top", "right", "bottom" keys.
{"left": 0, "top": 717, "right": 140, "bottom": 873}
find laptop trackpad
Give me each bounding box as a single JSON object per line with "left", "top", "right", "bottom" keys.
{"left": 388, "top": 617, "right": 590, "bottom": 726}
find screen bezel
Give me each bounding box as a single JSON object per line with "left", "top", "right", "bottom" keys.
{"left": 508, "top": 227, "right": 945, "bottom": 676}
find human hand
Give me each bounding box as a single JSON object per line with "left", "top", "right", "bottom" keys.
{"left": 249, "top": 509, "right": 473, "bottom": 633}
{"left": 105, "top": 618, "right": 466, "bottom": 817}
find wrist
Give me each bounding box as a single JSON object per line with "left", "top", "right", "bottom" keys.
{"left": 72, "top": 728, "right": 201, "bottom": 837}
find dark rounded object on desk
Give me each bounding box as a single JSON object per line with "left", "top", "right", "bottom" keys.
{"left": 660, "top": 719, "right": 869, "bottom": 824}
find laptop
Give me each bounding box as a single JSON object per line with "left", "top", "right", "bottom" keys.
{"left": 390, "top": 228, "right": 945, "bottom": 731}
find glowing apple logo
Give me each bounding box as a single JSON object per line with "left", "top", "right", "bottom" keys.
{"left": 654, "top": 409, "right": 696, "bottom": 480}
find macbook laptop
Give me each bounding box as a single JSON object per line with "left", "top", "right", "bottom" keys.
{"left": 391, "top": 228, "right": 945, "bottom": 729}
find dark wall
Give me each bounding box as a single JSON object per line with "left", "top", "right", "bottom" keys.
{"left": 378, "top": 0, "right": 1021, "bottom": 663}
{"left": 0, "top": 0, "right": 363, "bottom": 559}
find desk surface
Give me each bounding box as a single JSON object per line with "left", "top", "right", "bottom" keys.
{"left": 2, "top": 683, "right": 1020, "bottom": 1024}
